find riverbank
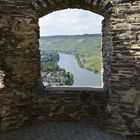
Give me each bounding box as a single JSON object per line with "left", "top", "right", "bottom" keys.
{"left": 76, "top": 54, "right": 100, "bottom": 73}
{"left": 41, "top": 52, "right": 74, "bottom": 86}
{"left": 40, "top": 34, "right": 102, "bottom": 73}
{"left": 58, "top": 53, "right": 101, "bottom": 86}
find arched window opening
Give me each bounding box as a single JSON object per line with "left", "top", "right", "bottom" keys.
{"left": 39, "top": 9, "right": 104, "bottom": 87}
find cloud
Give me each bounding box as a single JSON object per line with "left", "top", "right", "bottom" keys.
{"left": 39, "top": 9, "right": 104, "bottom": 36}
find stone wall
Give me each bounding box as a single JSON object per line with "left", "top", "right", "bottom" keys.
{"left": 0, "top": 0, "right": 40, "bottom": 130}
{"left": 107, "top": 0, "right": 140, "bottom": 136}
{"left": 0, "top": 0, "right": 140, "bottom": 137}
{"left": 32, "top": 88, "right": 107, "bottom": 124}
{"left": 102, "top": 17, "right": 112, "bottom": 93}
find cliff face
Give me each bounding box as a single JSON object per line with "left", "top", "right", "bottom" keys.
{"left": 0, "top": 0, "right": 140, "bottom": 136}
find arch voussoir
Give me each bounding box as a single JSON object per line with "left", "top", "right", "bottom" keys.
{"left": 31, "top": 0, "right": 114, "bottom": 17}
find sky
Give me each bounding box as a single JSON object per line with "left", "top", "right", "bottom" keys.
{"left": 39, "top": 9, "right": 104, "bottom": 37}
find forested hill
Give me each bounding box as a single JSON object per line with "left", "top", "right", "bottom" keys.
{"left": 39, "top": 34, "right": 102, "bottom": 73}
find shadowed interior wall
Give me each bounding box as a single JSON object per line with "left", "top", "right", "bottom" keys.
{"left": 0, "top": 0, "right": 140, "bottom": 136}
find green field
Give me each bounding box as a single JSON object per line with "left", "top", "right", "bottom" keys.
{"left": 39, "top": 34, "right": 102, "bottom": 73}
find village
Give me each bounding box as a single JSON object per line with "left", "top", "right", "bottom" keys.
{"left": 41, "top": 52, "right": 74, "bottom": 86}
{"left": 41, "top": 71, "right": 71, "bottom": 86}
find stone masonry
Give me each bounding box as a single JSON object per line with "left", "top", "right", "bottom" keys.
{"left": 0, "top": 0, "right": 140, "bottom": 137}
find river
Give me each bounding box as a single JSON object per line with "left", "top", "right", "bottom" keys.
{"left": 58, "top": 53, "right": 102, "bottom": 86}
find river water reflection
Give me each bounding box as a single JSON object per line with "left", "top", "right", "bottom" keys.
{"left": 58, "top": 53, "right": 102, "bottom": 86}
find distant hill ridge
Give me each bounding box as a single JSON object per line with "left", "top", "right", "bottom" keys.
{"left": 40, "top": 34, "right": 101, "bottom": 39}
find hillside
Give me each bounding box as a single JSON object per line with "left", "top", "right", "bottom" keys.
{"left": 39, "top": 34, "right": 102, "bottom": 73}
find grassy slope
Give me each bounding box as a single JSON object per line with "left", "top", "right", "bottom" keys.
{"left": 39, "top": 34, "right": 102, "bottom": 73}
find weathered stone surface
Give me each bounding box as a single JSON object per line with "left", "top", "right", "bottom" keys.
{"left": 32, "top": 88, "right": 107, "bottom": 123}
{"left": 0, "top": 121, "right": 130, "bottom": 140}
{"left": 0, "top": 0, "right": 140, "bottom": 137}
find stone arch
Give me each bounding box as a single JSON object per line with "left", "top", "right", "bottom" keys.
{"left": 0, "top": 0, "right": 140, "bottom": 137}
{"left": 31, "top": 0, "right": 113, "bottom": 18}
{"left": 31, "top": 0, "right": 114, "bottom": 92}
